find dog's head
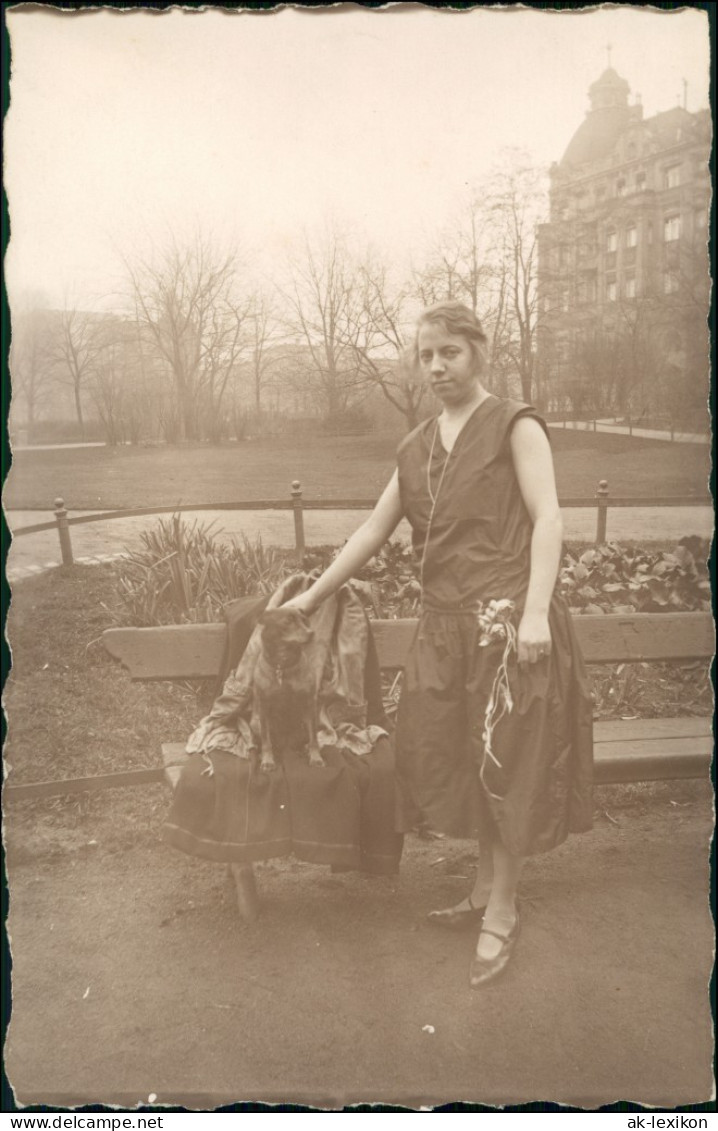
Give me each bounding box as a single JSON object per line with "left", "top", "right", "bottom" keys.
{"left": 258, "top": 607, "right": 314, "bottom": 653}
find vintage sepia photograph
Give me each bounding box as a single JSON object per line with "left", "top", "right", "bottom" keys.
{"left": 2, "top": 1, "right": 713, "bottom": 1112}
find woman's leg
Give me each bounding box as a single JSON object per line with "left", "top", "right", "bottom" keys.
{"left": 475, "top": 838, "right": 523, "bottom": 960}
{"left": 467, "top": 831, "right": 494, "bottom": 907}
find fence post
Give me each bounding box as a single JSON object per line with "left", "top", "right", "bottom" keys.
{"left": 595, "top": 480, "right": 609, "bottom": 545}
{"left": 54, "top": 497, "right": 74, "bottom": 566}
{"left": 291, "top": 480, "right": 305, "bottom": 558}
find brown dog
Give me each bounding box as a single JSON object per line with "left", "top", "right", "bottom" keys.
{"left": 252, "top": 607, "right": 324, "bottom": 773}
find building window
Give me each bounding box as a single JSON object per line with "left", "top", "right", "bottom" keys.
{"left": 578, "top": 278, "right": 596, "bottom": 304}
{"left": 578, "top": 241, "right": 596, "bottom": 262}
{"left": 624, "top": 276, "right": 636, "bottom": 299}
{"left": 606, "top": 280, "right": 617, "bottom": 303}
{"left": 665, "top": 165, "right": 681, "bottom": 189}
{"left": 606, "top": 230, "right": 617, "bottom": 253}
{"left": 663, "top": 215, "right": 681, "bottom": 242}
{"left": 636, "top": 172, "right": 646, "bottom": 192}
{"left": 561, "top": 289, "right": 569, "bottom": 313}
{"left": 617, "top": 179, "right": 626, "bottom": 196}
{"left": 625, "top": 225, "right": 638, "bottom": 248}
{"left": 663, "top": 272, "right": 680, "bottom": 295}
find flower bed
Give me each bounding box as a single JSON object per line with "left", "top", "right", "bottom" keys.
{"left": 113, "top": 517, "right": 710, "bottom": 627}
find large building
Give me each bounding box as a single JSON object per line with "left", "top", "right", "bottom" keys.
{"left": 536, "top": 67, "right": 711, "bottom": 428}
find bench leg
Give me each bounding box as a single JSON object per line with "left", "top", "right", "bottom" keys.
{"left": 227, "top": 863, "right": 259, "bottom": 923}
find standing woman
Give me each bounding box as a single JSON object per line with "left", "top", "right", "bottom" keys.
{"left": 285, "top": 301, "right": 593, "bottom": 988}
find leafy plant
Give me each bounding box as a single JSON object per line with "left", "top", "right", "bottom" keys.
{"left": 558, "top": 539, "right": 710, "bottom": 615}
{"left": 113, "top": 520, "right": 711, "bottom": 631}
{"left": 113, "top": 514, "right": 289, "bottom": 626}
{"left": 356, "top": 538, "right": 710, "bottom": 621}
{"left": 352, "top": 540, "right": 422, "bottom": 618}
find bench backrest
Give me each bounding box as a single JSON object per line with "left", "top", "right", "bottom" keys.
{"left": 102, "top": 612, "right": 714, "bottom": 681}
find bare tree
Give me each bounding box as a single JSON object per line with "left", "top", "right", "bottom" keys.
{"left": 570, "top": 326, "right": 625, "bottom": 418}
{"left": 246, "top": 290, "right": 284, "bottom": 415}
{"left": 413, "top": 194, "right": 494, "bottom": 316}
{"left": 9, "top": 306, "right": 54, "bottom": 432}
{"left": 487, "top": 156, "right": 547, "bottom": 403}
{"left": 90, "top": 314, "right": 144, "bottom": 445}
{"left": 413, "top": 232, "right": 465, "bottom": 309}
{"left": 44, "top": 306, "right": 105, "bottom": 439}
{"left": 415, "top": 153, "right": 548, "bottom": 403}
{"left": 283, "top": 227, "right": 366, "bottom": 420}
{"left": 126, "top": 233, "right": 250, "bottom": 442}
{"left": 352, "top": 257, "right": 427, "bottom": 431}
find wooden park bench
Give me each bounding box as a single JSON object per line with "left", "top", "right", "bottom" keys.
{"left": 96, "top": 610, "right": 713, "bottom": 917}
{"left": 100, "top": 610, "right": 713, "bottom": 788}
{"left": 6, "top": 610, "right": 713, "bottom": 918}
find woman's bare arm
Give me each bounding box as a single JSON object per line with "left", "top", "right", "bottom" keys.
{"left": 510, "top": 417, "right": 564, "bottom": 663}
{"left": 284, "top": 471, "right": 404, "bottom": 614}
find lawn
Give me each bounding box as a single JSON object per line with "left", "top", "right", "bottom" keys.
{"left": 4, "top": 429, "right": 710, "bottom": 511}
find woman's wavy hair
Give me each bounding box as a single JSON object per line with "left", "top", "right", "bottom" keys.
{"left": 413, "top": 301, "right": 488, "bottom": 374}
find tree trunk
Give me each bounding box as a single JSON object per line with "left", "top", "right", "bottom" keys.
{"left": 182, "top": 397, "right": 197, "bottom": 441}
{"left": 73, "top": 382, "right": 85, "bottom": 441}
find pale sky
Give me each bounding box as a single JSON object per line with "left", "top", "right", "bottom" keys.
{"left": 4, "top": 3, "right": 712, "bottom": 310}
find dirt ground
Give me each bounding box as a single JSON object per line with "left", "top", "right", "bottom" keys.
{"left": 4, "top": 790, "right": 714, "bottom": 1111}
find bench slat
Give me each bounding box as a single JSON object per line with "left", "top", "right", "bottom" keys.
{"left": 372, "top": 614, "right": 714, "bottom": 666}
{"left": 4, "top": 767, "right": 166, "bottom": 800}
{"left": 102, "top": 612, "right": 713, "bottom": 680}
{"left": 103, "top": 623, "right": 226, "bottom": 680}
{"left": 594, "top": 742, "right": 711, "bottom": 784}
{"left": 572, "top": 612, "right": 714, "bottom": 663}
{"left": 160, "top": 736, "right": 711, "bottom": 790}
{"left": 594, "top": 718, "right": 712, "bottom": 744}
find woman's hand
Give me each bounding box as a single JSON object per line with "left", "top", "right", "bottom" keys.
{"left": 281, "top": 590, "right": 319, "bottom": 616}
{"left": 517, "top": 610, "right": 552, "bottom": 665}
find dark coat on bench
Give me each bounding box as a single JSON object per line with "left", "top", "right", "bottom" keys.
{"left": 161, "top": 586, "right": 403, "bottom": 874}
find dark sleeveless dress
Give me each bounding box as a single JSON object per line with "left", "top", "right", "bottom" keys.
{"left": 394, "top": 395, "right": 593, "bottom": 856}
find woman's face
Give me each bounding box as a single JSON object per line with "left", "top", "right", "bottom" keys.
{"left": 417, "top": 322, "right": 482, "bottom": 408}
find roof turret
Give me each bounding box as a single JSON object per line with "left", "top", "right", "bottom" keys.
{"left": 560, "top": 66, "right": 631, "bottom": 167}
{"left": 588, "top": 67, "right": 630, "bottom": 111}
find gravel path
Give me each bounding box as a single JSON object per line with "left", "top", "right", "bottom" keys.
{"left": 549, "top": 421, "right": 709, "bottom": 444}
